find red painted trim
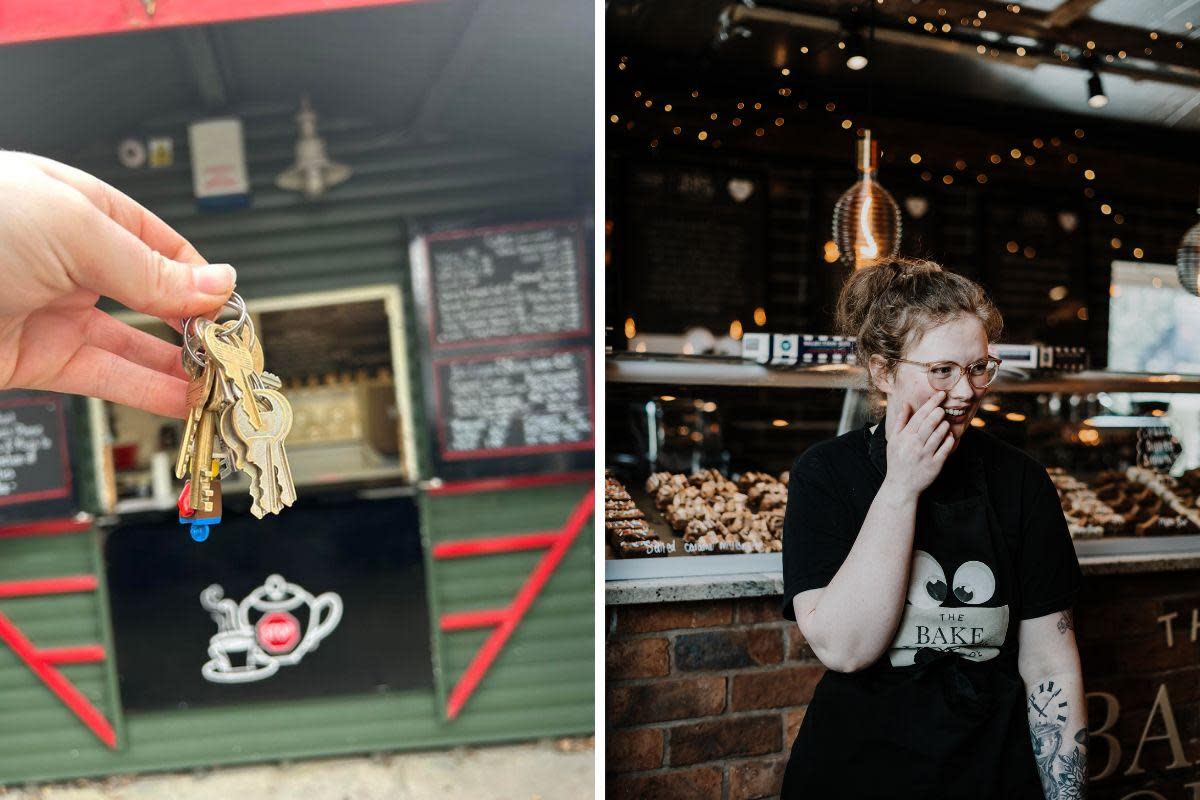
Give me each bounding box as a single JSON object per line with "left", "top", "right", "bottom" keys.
{"left": 440, "top": 608, "right": 508, "bottom": 632}
{"left": 40, "top": 645, "right": 106, "bottom": 665}
{"left": 0, "top": 575, "right": 98, "bottom": 599}
{"left": 0, "top": 0, "right": 428, "bottom": 46}
{"left": 433, "top": 531, "right": 563, "bottom": 559}
{"left": 431, "top": 345, "right": 595, "bottom": 462}
{"left": 427, "top": 470, "right": 592, "bottom": 496}
{"left": 425, "top": 220, "right": 591, "bottom": 351}
{"left": 443, "top": 489, "right": 593, "bottom": 720}
{"left": 0, "top": 518, "right": 91, "bottom": 539}
{"left": 0, "top": 611, "right": 115, "bottom": 748}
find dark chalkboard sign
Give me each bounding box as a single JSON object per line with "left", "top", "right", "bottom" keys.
{"left": 622, "top": 162, "right": 767, "bottom": 333}
{"left": 410, "top": 219, "right": 594, "bottom": 482}
{"left": 1137, "top": 424, "right": 1182, "bottom": 473}
{"left": 422, "top": 220, "right": 588, "bottom": 349}
{"left": 0, "top": 394, "right": 72, "bottom": 507}
{"left": 433, "top": 347, "right": 593, "bottom": 461}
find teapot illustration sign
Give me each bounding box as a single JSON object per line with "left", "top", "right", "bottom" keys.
{"left": 200, "top": 574, "right": 343, "bottom": 684}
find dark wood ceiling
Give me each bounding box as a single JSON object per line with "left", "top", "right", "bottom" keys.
{"left": 609, "top": 0, "right": 1200, "bottom": 132}
{"left": 0, "top": 0, "right": 593, "bottom": 158}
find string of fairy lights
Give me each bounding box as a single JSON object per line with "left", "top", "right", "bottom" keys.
{"left": 610, "top": 54, "right": 1157, "bottom": 275}
{"left": 611, "top": 6, "right": 1200, "bottom": 437}
{"left": 611, "top": 0, "right": 1200, "bottom": 264}
{"left": 610, "top": 3, "right": 1200, "bottom": 356}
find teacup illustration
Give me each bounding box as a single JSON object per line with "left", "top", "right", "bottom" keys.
{"left": 202, "top": 629, "right": 279, "bottom": 683}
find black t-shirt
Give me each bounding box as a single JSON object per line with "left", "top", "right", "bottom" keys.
{"left": 781, "top": 422, "right": 1082, "bottom": 632}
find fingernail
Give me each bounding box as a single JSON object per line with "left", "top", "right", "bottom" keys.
{"left": 196, "top": 264, "right": 236, "bottom": 294}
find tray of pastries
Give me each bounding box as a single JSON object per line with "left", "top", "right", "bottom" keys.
{"left": 1048, "top": 466, "right": 1200, "bottom": 538}
{"left": 643, "top": 467, "right": 787, "bottom": 554}
{"left": 1048, "top": 468, "right": 1120, "bottom": 539}
{"left": 605, "top": 470, "right": 668, "bottom": 557}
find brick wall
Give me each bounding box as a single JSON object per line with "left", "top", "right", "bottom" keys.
{"left": 606, "top": 596, "right": 822, "bottom": 800}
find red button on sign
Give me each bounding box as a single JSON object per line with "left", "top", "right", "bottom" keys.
{"left": 255, "top": 611, "right": 301, "bottom": 654}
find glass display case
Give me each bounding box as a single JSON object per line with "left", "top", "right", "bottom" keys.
{"left": 605, "top": 352, "right": 1200, "bottom": 580}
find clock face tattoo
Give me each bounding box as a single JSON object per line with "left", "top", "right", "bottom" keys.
{"left": 1028, "top": 680, "right": 1068, "bottom": 724}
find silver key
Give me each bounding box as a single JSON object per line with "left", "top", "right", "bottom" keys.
{"left": 230, "top": 388, "right": 295, "bottom": 517}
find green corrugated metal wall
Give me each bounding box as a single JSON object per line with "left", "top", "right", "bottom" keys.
{"left": 0, "top": 530, "right": 124, "bottom": 776}
{"left": 0, "top": 107, "right": 594, "bottom": 785}
{"left": 421, "top": 481, "right": 593, "bottom": 722}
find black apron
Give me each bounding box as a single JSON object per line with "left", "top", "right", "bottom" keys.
{"left": 781, "top": 424, "right": 1044, "bottom": 800}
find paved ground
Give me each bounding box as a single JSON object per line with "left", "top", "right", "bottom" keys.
{"left": 0, "top": 738, "right": 594, "bottom": 800}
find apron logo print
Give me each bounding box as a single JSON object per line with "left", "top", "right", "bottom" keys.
{"left": 891, "top": 550, "right": 1009, "bottom": 666}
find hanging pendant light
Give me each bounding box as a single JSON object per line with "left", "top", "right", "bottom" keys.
{"left": 1177, "top": 190, "right": 1200, "bottom": 295}
{"left": 833, "top": 130, "right": 901, "bottom": 269}
{"left": 276, "top": 95, "right": 352, "bottom": 200}
{"left": 1086, "top": 70, "right": 1108, "bottom": 109}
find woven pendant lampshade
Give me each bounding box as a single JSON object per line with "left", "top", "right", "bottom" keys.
{"left": 1178, "top": 193, "right": 1200, "bottom": 296}
{"left": 833, "top": 130, "right": 901, "bottom": 270}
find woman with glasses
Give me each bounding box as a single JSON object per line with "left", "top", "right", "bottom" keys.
{"left": 780, "top": 258, "right": 1085, "bottom": 799}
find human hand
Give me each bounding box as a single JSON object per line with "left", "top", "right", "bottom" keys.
{"left": 882, "top": 389, "right": 954, "bottom": 497}
{"left": 0, "top": 152, "right": 236, "bottom": 417}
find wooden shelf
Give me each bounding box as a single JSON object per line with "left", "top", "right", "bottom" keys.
{"left": 607, "top": 355, "right": 1200, "bottom": 394}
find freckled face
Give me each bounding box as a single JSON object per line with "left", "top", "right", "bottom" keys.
{"left": 881, "top": 314, "right": 990, "bottom": 454}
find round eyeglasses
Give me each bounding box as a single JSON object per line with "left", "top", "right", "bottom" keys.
{"left": 894, "top": 356, "right": 1003, "bottom": 391}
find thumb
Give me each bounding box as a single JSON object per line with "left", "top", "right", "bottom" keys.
{"left": 68, "top": 203, "right": 236, "bottom": 318}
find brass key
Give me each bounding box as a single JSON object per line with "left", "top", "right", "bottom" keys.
{"left": 175, "top": 363, "right": 215, "bottom": 479}
{"left": 190, "top": 408, "right": 218, "bottom": 492}
{"left": 204, "top": 323, "right": 263, "bottom": 430}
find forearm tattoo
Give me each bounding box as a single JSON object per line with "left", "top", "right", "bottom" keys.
{"left": 1027, "top": 684, "right": 1088, "bottom": 799}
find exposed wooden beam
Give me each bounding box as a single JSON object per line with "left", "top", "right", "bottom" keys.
{"left": 1044, "top": 0, "right": 1104, "bottom": 30}
{"left": 897, "top": 0, "right": 1200, "bottom": 73}
{"left": 732, "top": 2, "right": 1200, "bottom": 89}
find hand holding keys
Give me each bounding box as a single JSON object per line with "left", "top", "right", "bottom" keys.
{"left": 176, "top": 292, "right": 295, "bottom": 542}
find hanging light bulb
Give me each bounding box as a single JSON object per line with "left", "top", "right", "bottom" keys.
{"left": 844, "top": 30, "right": 869, "bottom": 70}
{"left": 276, "top": 95, "right": 352, "bottom": 199}
{"left": 1177, "top": 190, "right": 1200, "bottom": 295}
{"left": 1086, "top": 70, "right": 1108, "bottom": 108}
{"left": 833, "top": 129, "right": 901, "bottom": 269}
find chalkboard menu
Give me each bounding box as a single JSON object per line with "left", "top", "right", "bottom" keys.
{"left": 423, "top": 221, "right": 588, "bottom": 349}
{"left": 622, "top": 162, "right": 767, "bottom": 333}
{"left": 1137, "top": 424, "right": 1182, "bottom": 473}
{"left": 434, "top": 347, "right": 593, "bottom": 460}
{"left": 0, "top": 392, "right": 79, "bottom": 525}
{"left": 411, "top": 219, "right": 593, "bottom": 481}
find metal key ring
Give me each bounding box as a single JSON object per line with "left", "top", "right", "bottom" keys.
{"left": 181, "top": 292, "right": 249, "bottom": 368}
{"left": 182, "top": 313, "right": 256, "bottom": 371}
{"left": 183, "top": 305, "right": 256, "bottom": 369}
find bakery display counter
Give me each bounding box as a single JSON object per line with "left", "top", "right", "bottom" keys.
{"left": 606, "top": 349, "right": 1200, "bottom": 584}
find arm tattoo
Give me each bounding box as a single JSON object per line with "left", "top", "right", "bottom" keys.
{"left": 1028, "top": 692, "right": 1088, "bottom": 800}
{"left": 1057, "top": 610, "right": 1074, "bottom": 635}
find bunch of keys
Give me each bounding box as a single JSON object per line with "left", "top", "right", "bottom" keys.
{"left": 175, "top": 292, "right": 297, "bottom": 542}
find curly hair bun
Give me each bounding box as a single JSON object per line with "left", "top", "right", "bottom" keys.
{"left": 833, "top": 257, "right": 1003, "bottom": 406}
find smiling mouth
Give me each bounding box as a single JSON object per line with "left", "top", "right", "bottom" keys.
{"left": 943, "top": 406, "right": 970, "bottom": 419}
